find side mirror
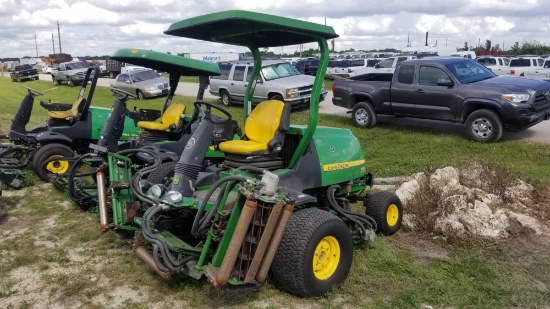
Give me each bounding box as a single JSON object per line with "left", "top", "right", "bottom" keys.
{"left": 256, "top": 77, "right": 263, "bottom": 84}
{"left": 374, "top": 64, "right": 380, "bottom": 68}
{"left": 125, "top": 80, "right": 131, "bottom": 84}
{"left": 437, "top": 78, "right": 454, "bottom": 87}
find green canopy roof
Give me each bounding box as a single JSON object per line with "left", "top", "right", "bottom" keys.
{"left": 110, "top": 49, "right": 220, "bottom": 76}
{"left": 164, "top": 10, "right": 338, "bottom": 47}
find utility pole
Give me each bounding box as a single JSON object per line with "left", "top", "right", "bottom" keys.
{"left": 52, "top": 33, "right": 56, "bottom": 54}
{"left": 34, "top": 34, "right": 38, "bottom": 57}
{"left": 407, "top": 32, "right": 410, "bottom": 47}
{"left": 57, "top": 20, "right": 62, "bottom": 54}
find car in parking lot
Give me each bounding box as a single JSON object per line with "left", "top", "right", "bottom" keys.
{"left": 209, "top": 60, "right": 327, "bottom": 108}
{"left": 110, "top": 69, "right": 169, "bottom": 100}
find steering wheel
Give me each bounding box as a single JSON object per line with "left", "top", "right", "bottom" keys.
{"left": 111, "top": 88, "right": 137, "bottom": 101}
{"left": 22, "top": 85, "right": 44, "bottom": 97}
{"left": 193, "top": 100, "right": 232, "bottom": 123}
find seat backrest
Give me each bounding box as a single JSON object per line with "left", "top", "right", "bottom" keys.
{"left": 71, "top": 97, "right": 86, "bottom": 118}
{"left": 161, "top": 104, "right": 185, "bottom": 125}
{"left": 245, "top": 100, "right": 287, "bottom": 144}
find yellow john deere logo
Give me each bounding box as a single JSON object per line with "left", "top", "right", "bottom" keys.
{"left": 323, "top": 159, "right": 365, "bottom": 172}
{"left": 173, "top": 175, "right": 180, "bottom": 185}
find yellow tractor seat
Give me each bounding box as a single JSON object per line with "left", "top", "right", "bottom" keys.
{"left": 138, "top": 104, "right": 185, "bottom": 131}
{"left": 219, "top": 100, "right": 290, "bottom": 155}
{"left": 48, "top": 97, "right": 86, "bottom": 119}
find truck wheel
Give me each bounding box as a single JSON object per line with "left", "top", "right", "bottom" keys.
{"left": 52, "top": 78, "right": 59, "bottom": 86}
{"left": 465, "top": 109, "right": 503, "bottom": 143}
{"left": 271, "top": 208, "right": 353, "bottom": 297}
{"left": 32, "top": 143, "right": 75, "bottom": 182}
{"left": 364, "top": 192, "right": 403, "bottom": 236}
{"left": 271, "top": 94, "right": 285, "bottom": 102}
{"left": 220, "top": 90, "right": 232, "bottom": 107}
{"left": 67, "top": 79, "right": 75, "bottom": 87}
{"left": 147, "top": 161, "right": 176, "bottom": 186}
{"left": 137, "top": 90, "right": 145, "bottom": 100}
{"left": 352, "top": 102, "right": 377, "bottom": 128}
{"left": 17, "top": 76, "right": 21, "bottom": 82}
{"left": 110, "top": 72, "right": 116, "bottom": 79}
{"left": 35, "top": 76, "right": 39, "bottom": 80}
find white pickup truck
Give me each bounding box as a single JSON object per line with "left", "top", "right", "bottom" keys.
{"left": 476, "top": 56, "right": 511, "bottom": 75}
{"left": 508, "top": 57, "right": 550, "bottom": 80}
{"left": 350, "top": 56, "right": 417, "bottom": 77}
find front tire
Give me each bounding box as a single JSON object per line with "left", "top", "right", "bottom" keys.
{"left": 271, "top": 94, "right": 285, "bottom": 102}
{"left": 352, "top": 102, "right": 377, "bottom": 128}
{"left": 32, "top": 143, "right": 75, "bottom": 182}
{"left": 137, "top": 90, "right": 145, "bottom": 100}
{"left": 52, "top": 78, "right": 59, "bottom": 86}
{"left": 465, "top": 109, "right": 503, "bottom": 143}
{"left": 147, "top": 161, "right": 176, "bottom": 186}
{"left": 67, "top": 79, "right": 75, "bottom": 87}
{"left": 220, "top": 90, "right": 231, "bottom": 107}
{"left": 364, "top": 192, "right": 403, "bottom": 236}
{"left": 271, "top": 208, "right": 353, "bottom": 297}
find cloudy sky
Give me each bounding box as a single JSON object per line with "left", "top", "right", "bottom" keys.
{"left": 1, "top": 0, "right": 550, "bottom": 58}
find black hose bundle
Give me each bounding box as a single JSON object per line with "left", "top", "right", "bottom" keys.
{"left": 191, "top": 175, "right": 247, "bottom": 238}
{"left": 66, "top": 153, "right": 102, "bottom": 207}
{"left": 326, "top": 185, "right": 377, "bottom": 240}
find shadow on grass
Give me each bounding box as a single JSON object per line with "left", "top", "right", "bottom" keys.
{"left": 0, "top": 196, "right": 20, "bottom": 224}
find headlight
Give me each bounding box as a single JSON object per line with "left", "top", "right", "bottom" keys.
{"left": 143, "top": 86, "right": 157, "bottom": 91}
{"left": 285, "top": 88, "right": 299, "bottom": 99}
{"left": 165, "top": 190, "right": 183, "bottom": 203}
{"left": 151, "top": 184, "right": 167, "bottom": 197}
{"left": 502, "top": 94, "right": 530, "bottom": 103}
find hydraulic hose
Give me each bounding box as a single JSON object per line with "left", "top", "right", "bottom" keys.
{"left": 191, "top": 175, "right": 247, "bottom": 238}
{"left": 236, "top": 165, "right": 267, "bottom": 174}
{"left": 326, "top": 185, "right": 377, "bottom": 239}
{"left": 67, "top": 153, "right": 102, "bottom": 206}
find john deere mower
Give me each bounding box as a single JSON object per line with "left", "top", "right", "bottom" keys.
{"left": 0, "top": 67, "right": 148, "bottom": 183}
{"left": 61, "top": 49, "right": 239, "bottom": 207}
{"left": 80, "top": 11, "right": 403, "bottom": 298}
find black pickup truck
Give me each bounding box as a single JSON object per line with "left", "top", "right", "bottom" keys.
{"left": 10, "top": 64, "right": 39, "bottom": 82}
{"left": 332, "top": 58, "right": 550, "bottom": 142}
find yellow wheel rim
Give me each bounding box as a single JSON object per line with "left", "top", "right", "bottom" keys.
{"left": 313, "top": 236, "right": 340, "bottom": 280}
{"left": 46, "top": 155, "right": 69, "bottom": 174}
{"left": 386, "top": 204, "right": 399, "bottom": 227}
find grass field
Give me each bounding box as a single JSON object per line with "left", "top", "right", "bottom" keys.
{"left": 1, "top": 76, "right": 550, "bottom": 308}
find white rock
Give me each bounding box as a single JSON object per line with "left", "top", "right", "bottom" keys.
{"left": 401, "top": 214, "right": 415, "bottom": 230}
{"left": 395, "top": 179, "right": 420, "bottom": 205}
{"left": 430, "top": 167, "right": 460, "bottom": 188}
{"left": 507, "top": 211, "right": 542, "bottom": 235}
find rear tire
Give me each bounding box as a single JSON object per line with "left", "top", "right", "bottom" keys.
{"left": 110, "top": 72, "right": 116, "bottom": 79}
{"left": 137, "top": 90, "right": 145, "bottom": 100}
{"left": 271, "top": 208, "right": 353, "bottom": 297}
{"left": 35, "top": 76, "right": 39, "bottom": 80}
{"left": 220, "top": 90, "right": 231, "bottom": 107}
{"left": 68, "top": 79, "right": 75, "bottom": 87}
{"left": 147, "top": 161, "right": 176, "bottom": 186}
{"left": 52, "top": 78, "right": 59, "bottom": 86}
{"left": 364, "top": 192, "right": 403, "bottom": 236}
{"left": 464, "top": 109, "right": 503, "bottom": 143}
{"left": 32, "top": 143, "right": 75, "bottom": 182}
{"left": 352, "top": 102, "right": 377, "bottom": 128}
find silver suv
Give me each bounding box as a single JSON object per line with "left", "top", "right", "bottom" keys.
{"left": 209, "top": 60, "right": 327, "bottom": 108}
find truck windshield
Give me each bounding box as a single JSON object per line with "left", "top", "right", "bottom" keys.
{"left": 261, "top": 63, "right": 301, "bottom": 81}
{"left": 509, "top": 59, "right": 532, "bottom": 67}
{"left": 445, "top": 61, "right": 496, "bottom": 84}
{"left": 65, "top": 62, "right": 87, "bottom": 70}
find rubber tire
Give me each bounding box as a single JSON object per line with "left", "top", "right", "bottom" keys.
{"left": 364, "top": 191, "right": 403, "bottom": 236}
{"left": 137, "top": 90, "right": 145, "bottom": 100}
{"left": 464, "top": 109, "right": 503, "bottom": 143}
{"left": 271, "top": 208, "right": 353, "bottom": 297}
{"left": 32, "top": 143, "right": 75, "bottom": 182}
{"left": 17, "top": 76, "right": 21, "bottom": 82}
{"left": 52, "top": 78, "right": 59, "bottom": 86}
{"left": 147, "top": 161, "right": 176, "bottom": 186}
{"left": 35, "top": 76, "right": 39, "bottom": 80}
{"left": 110, "top": 72, "right": 116, "bottom": 79}
{"left": 67, "top": 79, "right": 75, "bottom": 87}
{"left": 220, "top": 89, "right": 232, "bottom": 107}
{"left": 271, "top": 94, "right": 285, "bottom": 102}
{"left": 351, "top": 102, "right": 377, "bottom": 128}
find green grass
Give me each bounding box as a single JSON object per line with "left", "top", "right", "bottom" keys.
{"left": 2, "top": 76, "right": 550, "bottom": 308}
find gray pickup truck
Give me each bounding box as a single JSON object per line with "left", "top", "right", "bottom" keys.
{"left": 51, "top": 61, "right": 89, "bottom": 86}
{"left": 332, "top": 57, "right": 550, "bottom": 142}
{"left": 209, "top": 60, "right": 327, "bottom": 109}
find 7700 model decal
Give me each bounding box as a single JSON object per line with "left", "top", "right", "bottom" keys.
{"left": 323, "top": 159, "right": 365, "bottom": 172}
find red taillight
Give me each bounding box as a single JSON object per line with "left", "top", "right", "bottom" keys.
{"left": 348, "top": 69, "right": 352, "bottom": 73}
{"left": 511, "top": 70, "right": 515, "bottom": 75}
{"left": 18, "top": 73, "right": 22, "bottom": 76}
{"left": 331, "top": 83, "right": 336, "bottom": 92}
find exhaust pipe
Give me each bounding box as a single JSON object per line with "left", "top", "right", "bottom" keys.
{"left": 97, "top": 170, "right": 109, "bottom": 229}
{"left": 135, "top": 246, "right": 171, "bottom": 281}
{"left": 216, "top": 197, "right": 257, "bottom": 286}
{"left": 256, "top": 203, "right": 294, "bottom": 283}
